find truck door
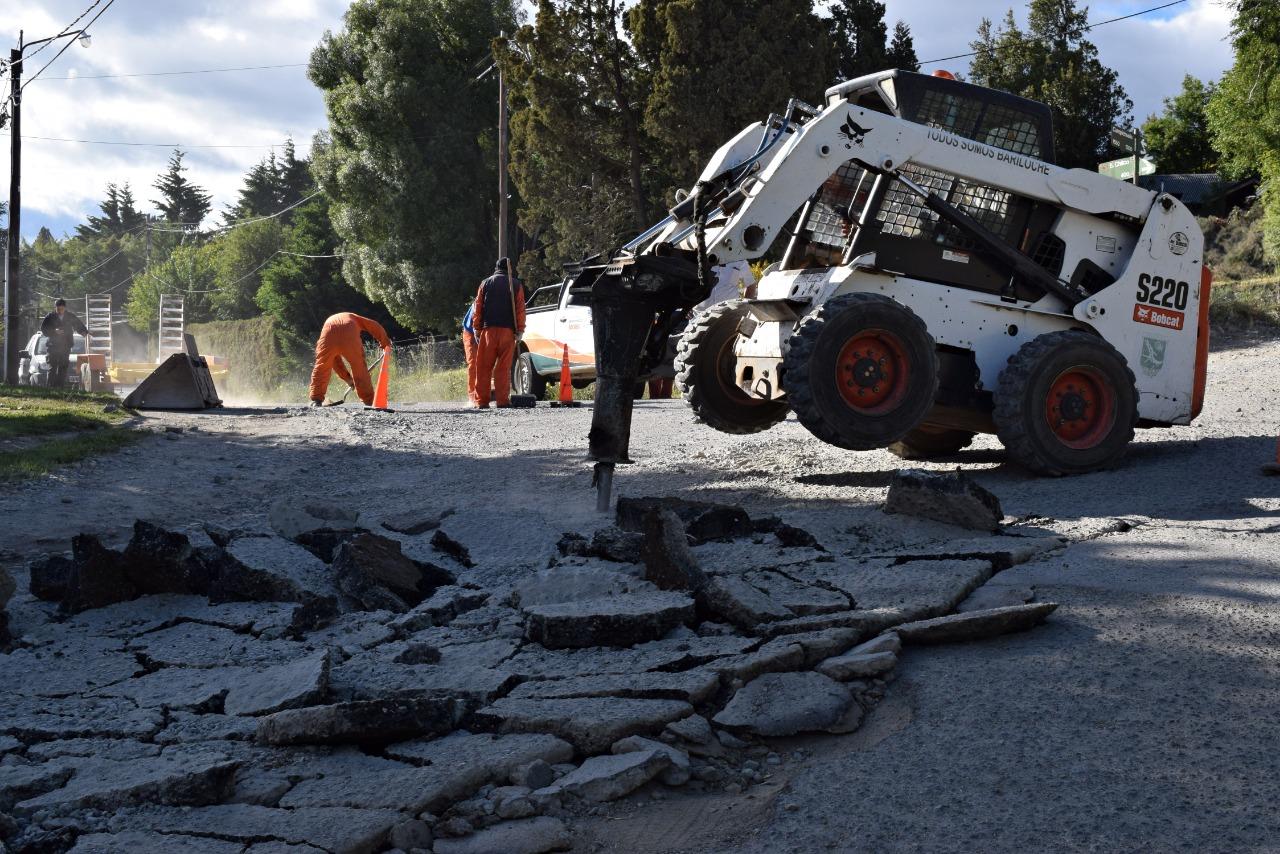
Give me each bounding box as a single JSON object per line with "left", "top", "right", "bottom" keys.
{"left": 555, "top": 281, "right": 594, "bottom": 373}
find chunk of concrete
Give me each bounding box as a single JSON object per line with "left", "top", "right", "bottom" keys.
{"left": 224, "top": 651, "right": 330, "bottom": 716}
{"left": 380, "top": 505, "right": 453, "bottom": 536}
{"left": 268, "top": 499, "right": 359, "bottom": 540}
{"left": 432, "top": 816, "right": 571, "bottom": 854}
{"left": 523, "top": 591, "right": 695, "bottom": 649}
{"left": 616, "top": 496, "right": 752, "bottom": 543}
{"left": 333, "top": 532, "right": 454, "bottom": 613}
{"left": 590, "top": 527, "right": 646, "bottom": 563}
{"left": 327, "top": 659, "right": 515, "bottom": 706}
{"left": 895, "top": 602, "right": 1059, "bottom": 644}
{"left": 256, "top": 698, "right": 464, "bottom": 746}
{"left": 383, "top": 731, "right": 573, "bottom": 812}
{"left": 110, "top": 804, "right": 401, "bottom": 854}
{"left": 815, "top": 650, "right": 897, "bottom": 681}
{"left": 217, "top": 537, "right": 336, "bottom": 603}
{"left": 641, "top": 510, "right": 709, "bottom": 593}
{"left": 811, "top": 560, "right": 992, "bottom": 621}
{"left": 121, "top": 520, "right": 209, "bottom": 595}
{"left": 699, "top": 575, "right": 793, "bottom": 628}
{"left": 612, "top": 735, "right": 691, "bottom": 785}
{"left": 512, "top": 565, "right": 652, "bottom": 609}
{"left": 276, "top": 758, "right": 440, "bottom": 811}
{"left": 664, "top": 713, "right": 715, "bottom": 745}
{"left": 28, "top": 553, "right": 75, "bottom": 602}
{"left": 0, "top": 695, "right": 163, "bottom": 742}
{"left": 884, "top": 469, "right": 1004, "bottom": 531}
{"left": 127, "top": 621, "right": 304, "bottom": 669}
{"left": 61, "top": 534, "right": 137, "bottom": 614}
{"left": 533, "top": 750, "right": 671, "bottom": 803}
{"left": 506, "top": 669, "right": 719, "bottom": 704}
{"left": 957, "top": 584, "right": 1036, "bottom": 612}
{"left": 14, "top": 746, "right": 239, "bottom": 815}
{"left": 27, "top": 738, "right": 159, "bottom": 761}
{"left": 70, "top": 832, "right": 242, "bottom": 853}
{"left": 389, "top": 586, "right": 489, "bottom": 633}
{"left": 157, "top": 713, "right": 259, "bottom": 744}
{"left": 1, "top": 763, "right": 74, "bottom": 811}
{"left": 745, "top": 571, "right": 850, "bottom": 615}
{"left": 474, "top": 697, "right": 693, "bottom": 754}
{"left": 713, "top": 672, "right": 855, "bottom": 737}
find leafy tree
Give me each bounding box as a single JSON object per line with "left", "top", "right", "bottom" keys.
{"left": 152, "top": 150, "right": 213, "bottom": 228}
{"left": 256, "top": 195, "right": 399, "bottom": 349}
{"left": 968, "top": 0, "right": 1132, "bottom": 169}
{"left": 827, "top": 0, "right": 888, "bottom": 82}
{"left": 309, "top": 0, "right": 518, "bottom": 331}
{"left": 631, "top": 0, "right": 834, "bottom": 183}
{"left": 207, "top": 220, "right": 284, "bottom": 320}
{"left": 499, "top": 0, "right": 662, "bottom": 280}
{"left": 885, "top": 21, "right": 919, "bottom": 72}
{"left": 77, "top": 183, "right": 148, "bottom": 239}
{"left": 126, "top": 243, "right": 217, "bottom": 330}
{"left": 1208, "top": 0, "right": 1280, "bottom": 261}
{"left": 1142, "top": 75, "right": 1218, "bottom": 175}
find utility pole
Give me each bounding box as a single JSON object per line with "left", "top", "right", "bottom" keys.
{"left": 496, "top": 32, "right": 510, "bottom": 261}
{"left": 5, "top": 34, "right": 23, "bottom": 385}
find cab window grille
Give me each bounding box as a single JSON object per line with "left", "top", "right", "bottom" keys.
{"left": 877, "top": 167, "right": 1017, "bottom": 252}
{"left": 1029, "top": 232, "right": 1066, "bottom": 276}
{"left": 877, "top": 166, "right": 954, "bottom": 239}
{"left": 802, "top": 160, "right": 869, "bottom": 247}
{"left": 917, "top": 90, "right": 983, "bottom": 138}
{"left": 976, "top": 103, "right": 1041, "bottom": 158}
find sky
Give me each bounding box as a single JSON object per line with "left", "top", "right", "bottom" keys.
{"left": 1, "top": 0, "right": 1235, "bottom": 242}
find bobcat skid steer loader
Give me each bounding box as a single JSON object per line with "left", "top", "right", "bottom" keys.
{"left": 572, "top": 69, "right": 1211, "bottom": 509}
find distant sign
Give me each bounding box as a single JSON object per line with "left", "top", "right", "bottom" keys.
{"left": 1098, "top": 157, "right": 1156, "bottom": 181}
{"left": 1109, "top": 127, "right": 1138, "bottom": 152}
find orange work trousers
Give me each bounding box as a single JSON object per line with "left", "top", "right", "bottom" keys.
{"left": 309, "top": 316, "right": 374, "bottom": 405}
{"left": 475, "top": 327, "right": 516, "bottom": 407}
{"left": 462, "top": 333, "right": 478, "bottom": 404}
{"left": 647, "top": 377, "right": 674, "bottom": 399}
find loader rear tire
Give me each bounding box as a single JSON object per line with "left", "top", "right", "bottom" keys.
{"left": 783, "top": 293, "right": 938, "bottom": 450}
{"left": 675, "top": 300, "right": 789, "bottom": 434}
{"left": 993, "top": 330, "right": 1137, "bottom": 476}
{"left": 887, "top": 426, "right": 976, "bottom": 460}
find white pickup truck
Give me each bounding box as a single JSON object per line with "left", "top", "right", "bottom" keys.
{"left": 513, "top": 262, "right": 757, "bottom": 398}
{"left": 512, "top": 277, "right": 595, "bottom": 398}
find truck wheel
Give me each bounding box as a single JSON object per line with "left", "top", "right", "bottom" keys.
{"left": 888, "top": 426, "right": 976, "bottom": 460}
{"left": 784, "top": 293, "right": 938, "bottom": 450}
{"left": 512, "top": 351, "right": 548, "bottom": 399}
{"left": 675, "top": 300, "right": 789, "bottom": 434}
{"left": 993, "top": 330, "right": 1137, "bottom": 476}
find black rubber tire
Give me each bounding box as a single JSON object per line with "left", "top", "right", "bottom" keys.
{"left": 512, "top": 351, "right": 548, "bottom": 399}
{"left": 675, "top": 300, "right": 789, "bottom": 434}
{"left": 783, "top": 293, "right": 938, "bottom": 450}
{"left": 887, "top": 426, "right": 976, "bottom": 460}
{"left": 993, "top": 329, "right": 1138, "bottom": 476}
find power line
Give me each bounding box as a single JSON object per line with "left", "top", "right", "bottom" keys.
{"left": 21, "top": 0, "right": 106, "bottom": 64}
{"left": 22, "top": 0, "right": 117, "bottom": 92}
{"left": 0, "top": 131, "right": 288, "bottom": 149}
{"left": 918, "top": 0, "right": 1189, "bottom": 66}
{"left": 279, "top": 250, "right": 345, "bottom": 258}
{"left": 28, "top": 62, "right": 309, "bottom": 82}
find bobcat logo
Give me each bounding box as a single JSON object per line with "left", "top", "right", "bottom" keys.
{"left": 838, "top": 114, "right": 872, "bottom": 148}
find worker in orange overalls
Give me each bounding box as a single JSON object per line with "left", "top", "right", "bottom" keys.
{"left": 473, "top": 257, "right": 526, "bottom": 408}
{"left": 462, "top": 303, "right": 479, "bottom": 407}
{"left": 308, "top": 312, "right": 392, "bottom": 407}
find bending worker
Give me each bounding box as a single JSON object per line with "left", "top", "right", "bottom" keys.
{"left": 308, "top": 312, "right": 391, "bottom": 407}
{"left": 40, "top": 298, "right": 89, "bottom": 389}
{"left": 472, "top": 257, "right": 525, "bottom": 408}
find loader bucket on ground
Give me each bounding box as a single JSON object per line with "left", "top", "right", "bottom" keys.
{"left": 123, "top": 353, "right": 223, "bottom": 410}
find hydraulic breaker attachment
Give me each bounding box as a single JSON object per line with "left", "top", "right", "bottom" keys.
{"left": 579, "top": 253, "right": 707, "bottom": 511}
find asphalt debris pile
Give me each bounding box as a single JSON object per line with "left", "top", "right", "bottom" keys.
{"left": 0, "top": 494, "right": 1063, "bottom": 854}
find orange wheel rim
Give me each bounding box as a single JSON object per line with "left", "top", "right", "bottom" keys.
{"left": 1044, "top": 366, "right": 1116, "bottom": 449}
{"left": 835, "top": 329, "right": 910, "bottom": 414}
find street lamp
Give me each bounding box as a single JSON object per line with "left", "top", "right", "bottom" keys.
{"left": 4, "top": 28, "right": 92, "bottom": 385}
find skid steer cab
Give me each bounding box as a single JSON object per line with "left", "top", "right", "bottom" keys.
{"left": 575, "top": 68, "right": 1210, "bottom": 504}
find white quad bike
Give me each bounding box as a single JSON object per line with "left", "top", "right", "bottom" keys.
{"left": 573, "top": 69, "right": 1210, "bottom": 507}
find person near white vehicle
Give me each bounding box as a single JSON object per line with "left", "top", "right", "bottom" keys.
{"left": 39, "top": 298, "right": 90, "bottom": 389}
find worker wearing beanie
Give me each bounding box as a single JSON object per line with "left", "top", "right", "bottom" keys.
{"left": 472, "top": 257, "right": 526, "bottom": 408}
{"left": 308, "top": 312, "right": 391, "bottom": 406}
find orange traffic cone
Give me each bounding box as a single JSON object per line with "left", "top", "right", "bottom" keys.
{"left": 550, "top": 343, "right": 581, "bottom": 408}
{"left": 369, "top": 346, "right": 392, "bottom": 411}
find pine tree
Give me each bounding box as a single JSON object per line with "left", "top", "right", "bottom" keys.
{"left": 967, "top": 1, "right": 1131, "bottom": 169}
{"left": 77, "top": 183, "right": 148, "bottom": 239}
{"left": 827, "top": 0, "right": 888, "bottom": 83}
{"left": 152, "top": 150, "right": 213, "bottom": 227}
{"left": 885, "top": 21, "right": 918, "bottom": 72}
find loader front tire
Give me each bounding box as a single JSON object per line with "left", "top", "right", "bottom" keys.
{"left": 783, "top": 293, "right": 939, "bottom": 451}
{"left": 887, "top": 426, "right": 976, "bottom": 460}
{"left": 993, "top": 330, "right": 1137, "bottom": 476}
{"left": 675, "top": 300, "right": 789, "bottom": 434}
